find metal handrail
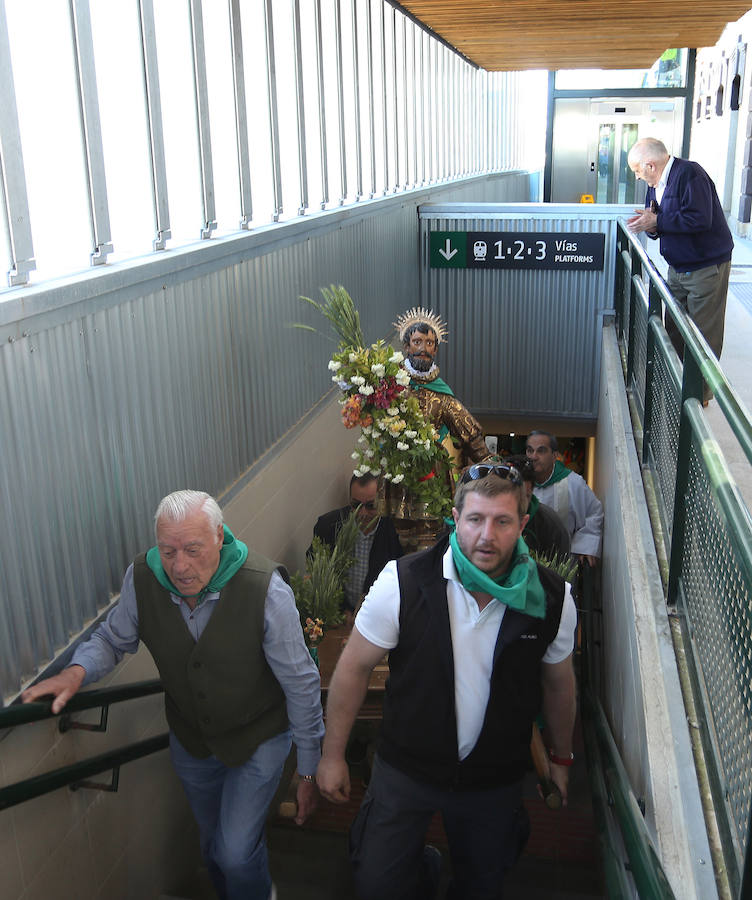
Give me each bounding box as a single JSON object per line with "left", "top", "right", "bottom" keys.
{"left": 0, "top": 678, "right": 164, "bottom": 729}
{"left": 0, "top": 733, "right": 169, "bottom": 811}
{"left": 582, "top": 689, "right": 677, "bottom": 900}
{"left": 617, "top": 223, "right": 752, "bottom": 467}
{"left": 0, "top": 678, "right": 168, "bottom": 811}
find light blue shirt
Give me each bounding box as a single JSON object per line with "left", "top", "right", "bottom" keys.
{"left": 72, "top": 566, "right": 324, "bottom": 775}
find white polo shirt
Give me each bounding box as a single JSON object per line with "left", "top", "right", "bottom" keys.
{"left": 355, "top": 547, "right": 577, "bottom": 760}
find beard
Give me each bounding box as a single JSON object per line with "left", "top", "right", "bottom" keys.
{"left": 407, "top": 352, "right": 434, "bottom": 372}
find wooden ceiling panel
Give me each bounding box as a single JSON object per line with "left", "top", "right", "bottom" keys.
{"left": 397, "top": 1, "right": 750, "bottom": 70}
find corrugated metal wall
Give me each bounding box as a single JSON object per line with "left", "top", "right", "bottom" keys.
{"left": 418, "top": 203, "right": 629, "bottom": 418}
{"left": 0, "top": 173, "right": 534, "bottom": 700}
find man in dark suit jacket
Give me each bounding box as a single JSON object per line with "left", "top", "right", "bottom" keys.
{"left": 310, "top": 473, "right": 404, "bottom": 612}
{"left": 627, "top": 137, "right": 733, "bottom": 404}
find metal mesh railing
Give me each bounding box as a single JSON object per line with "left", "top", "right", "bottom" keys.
{"left": 614, "top": 223, "right": 752, "bottom": 897}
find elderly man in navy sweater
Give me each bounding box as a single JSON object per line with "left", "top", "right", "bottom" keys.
{"left": 627, "top": 137, "right": 733, "bottom": 404}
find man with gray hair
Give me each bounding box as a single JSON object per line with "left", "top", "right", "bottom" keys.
{"left": 22, "top": 490, "right": 324, "bottom": 900}
{"left": 626, "top": 137, "right": 733, "bottom": 404}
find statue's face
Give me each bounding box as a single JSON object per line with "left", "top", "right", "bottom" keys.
{"left": 405, "top": 328, "right": 437, "bottom": 372}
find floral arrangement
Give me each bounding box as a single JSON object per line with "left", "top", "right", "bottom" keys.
{"left": 329, "top": 340, "right": 454, "bottom": 518}
{"left": 296, "top": 285, "right": 455, "bottom": 519}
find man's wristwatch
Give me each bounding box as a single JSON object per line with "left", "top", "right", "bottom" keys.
{"left": 299, "top": 773, "right": 315, "bottom": 783}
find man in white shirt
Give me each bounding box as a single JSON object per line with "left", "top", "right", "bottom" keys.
{"left": 317, "top": 463, "right": 577, "bottom": 899}
{"left": 526, "top": 430, "right": 603, "bottom": 567}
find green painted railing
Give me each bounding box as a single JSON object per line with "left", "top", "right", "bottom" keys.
{"left": 0, "top": 679, "right": 166, "bottom": 811}
{"left": 614, "top": 223, "right": 752, "bottom": 899}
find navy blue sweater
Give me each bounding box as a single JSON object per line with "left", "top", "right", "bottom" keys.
{"left": 646, "top": 156, "right": 733, "bottom": 272}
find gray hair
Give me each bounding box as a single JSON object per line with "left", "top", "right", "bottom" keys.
{"left": 154, "top": 490, "right": 223, "bottom": 536}
{"left": 628, "top": 137, "right": 669, "bottom": 167}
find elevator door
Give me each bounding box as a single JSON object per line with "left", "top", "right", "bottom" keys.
{"left": 595, "top": 121, "right": 639, "bottom": 203}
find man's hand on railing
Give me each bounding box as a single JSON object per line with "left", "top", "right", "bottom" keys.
{"left": 20, "top": 665, "right": 86, "bottom": 714}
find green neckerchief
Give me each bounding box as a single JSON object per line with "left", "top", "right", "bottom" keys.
{"left": 527, "top": 493, "right": 540, "bottom": 521}
{"left": 145, "top": 525, "right": 248, "bottom": 602}
{"left": 449, "top": 531, "right": 546, "bottom": 619}
{"left": 410, "top": 374, "right": 454, "bottom": 396}
{"left": 536, "top": 459, "right": 571, "bottom": 489}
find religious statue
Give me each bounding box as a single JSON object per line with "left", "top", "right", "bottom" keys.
{"left": 395, "top": 307, "right": 491, "bottom": 470}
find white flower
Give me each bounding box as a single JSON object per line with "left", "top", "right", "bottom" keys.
{"left": 333, "top": 378, "right": 349, "bottom": 389}
{"left": 397, "top": 441, "right": 409, "bottom": 451}
{"left": 392, "top": 473, "right": 405, "bottom": 484}
{"left": 351, "top": 451, "right": 360, "bottom": 460}
{"left": 371, "top": 363, "right": 385, "bottom": 377}
{"left": 359, "top": 384, "right": 374, "bottom": 396}
{"left": 362, "top": 425, "right": 372, "bottom": 435}
{"left": 389, "top": 351, "right": 404, "bottom": 364}
{"left": 369, "top": 468, "right": 380, "bottom": 476}
{"left": 399, "top": 403, "right": 407, "bottom": 413}
{"left": 328, "top": 359, "right": 342, "bottom": 372}
{"left": 377, "top": 420, "right": 388, "bottom": 430}
{"left": 365, "top": 449, "right": 374, "bottom": 458}
{"left": 404, "top": 430, "right": 417, "bottom": 439}
{"left": 383, "top": 472, "right": 392, "bottom": 481}
{"left": 357, "top": 435, "right": 366, "bottom": 444}
{"left": 349, "top": 352, "right": 358, "bottom": 362}
{"left": 380, "top": 457, "right": 388, "bottom": 466}
{"left": 424, "top": 440, "right": 431, "bottom": 450}
{"left": 395, "top": 369, "right": 410, "bottom": 386}
{"left": 350, "top": 375, "right": 365, "bottom": 386}
{"left": 387, "top": 407, "right": 399, "bottom": 417}
{"left": 353, "top": 467, "right": 365, "bottom": 477}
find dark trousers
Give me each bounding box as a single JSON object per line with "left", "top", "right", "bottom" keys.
{"left": 349, "top": 755, "right": 529, "bottom": 900}
{"left": 666, "top": 260, "right": 731, "bottom": 401}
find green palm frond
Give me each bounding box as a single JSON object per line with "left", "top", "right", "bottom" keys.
{"left": 529, "top": 548, "right": 579, "bottom": 583}
{"left": 296, "top": 284, "right": 366, "bottom": 349}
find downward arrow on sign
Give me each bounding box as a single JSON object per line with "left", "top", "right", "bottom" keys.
{"left": 439, "top": 239, "right": 457, "bottom": 260}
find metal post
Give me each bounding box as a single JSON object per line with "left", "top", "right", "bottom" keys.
{"left": 0, "top": 0, "right": 35, "bottom": 285}
{"left": 401, "top": 12, "right": 408, "bottom": 189}
{"left": 263, "top": 0, "right": 283, "bottom": 221}
{"left": 69, "top": 0, "right": 113, "bottom": 264}
{"left": 334, "top": 0, "right": 346, "bottom": 204}
{"left": 626, "top": 246, "right": 639, "bottom": 384}
{"left": 313, "top": 0, "right": 329, "bottom": 210}
{"left": 292, "top": 0, "right": 308, "bottom": 216}
{"left": 379, "top": 3, "right": 388, "bottom": 195}
{"left": 188, "top": 0, "right": 216, "bottom": 239}
{"left": 642, "top": 283, "right": 663, "bottom": 465}
{"left": 426, "top": 37, "right": 433, "bottom": 182}
{"left": 138, "top": 0, "right": 171, "bottom": 249}
{"left": 419, "top": 29, "right": 425, "bottom": 185}
{"left": 391, "top": 6, "right": 399, "bottom": 192}
{"left": 410, "top": 21, "right": 417, "bottom": 187}
{"left": 351, "top": 0, "right": 362, "bottom": 201}
{"left": 365, "top": 0, "right": 376, "bottom": 198}
{"left": 228, "top": 0, "right": 253, "bottom": 228}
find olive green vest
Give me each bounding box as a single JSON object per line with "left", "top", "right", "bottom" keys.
{"left": 133, "top": 551, "right": 289, "bottom": 766}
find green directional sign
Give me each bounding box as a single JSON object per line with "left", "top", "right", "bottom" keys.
{"left": 430, "top": 231, "right": 467, "bottom": 268}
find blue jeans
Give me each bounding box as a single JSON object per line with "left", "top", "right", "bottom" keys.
{"left": 170, "top": 729, "right": 292, "bottom": 900}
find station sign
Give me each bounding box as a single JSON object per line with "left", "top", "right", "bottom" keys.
{"left": 429, "top": 231, "right": 605, "bottom": 271}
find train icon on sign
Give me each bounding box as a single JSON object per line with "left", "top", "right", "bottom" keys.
{"left": 473, "top": 240, "right": 487, "bottom": 260}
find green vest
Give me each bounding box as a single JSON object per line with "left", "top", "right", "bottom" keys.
{"left": 133, "top": 551, "right": 289, "bottom": 766}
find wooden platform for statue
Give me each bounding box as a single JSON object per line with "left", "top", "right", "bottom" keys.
{"left": 317, "top": 624, "right": 388, "bottom": 720}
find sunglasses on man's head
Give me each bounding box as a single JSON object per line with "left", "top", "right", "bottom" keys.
{"left": 459, "top": 463, "right": 523, "bottom": 486}
{"left": 351, "top": 499, "right": 378, "bottom": 511}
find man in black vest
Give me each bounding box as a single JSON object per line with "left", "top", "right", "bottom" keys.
{"left": 310, "top": 473, "right": 404, "bottom": 613}
{"left": 23, "top": 490, "right": 324, "bottom": 900}
{"left": 317, "top": 464, "right": 577, "bottom": 899}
